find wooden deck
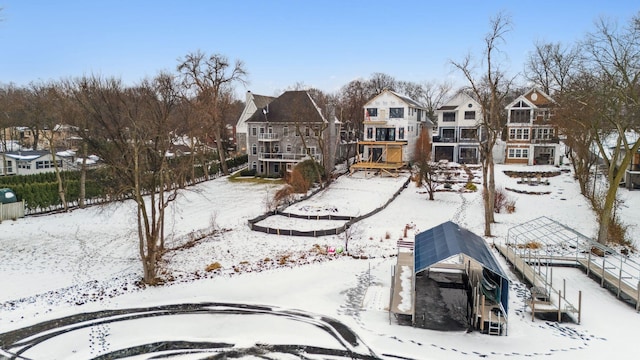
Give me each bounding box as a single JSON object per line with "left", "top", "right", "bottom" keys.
{"left": 349, "top": 161, "right": 405, "bottom": 177}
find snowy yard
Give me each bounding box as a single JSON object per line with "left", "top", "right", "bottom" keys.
{"left": 1, "top": 164, "right": 639, "bottom": 359}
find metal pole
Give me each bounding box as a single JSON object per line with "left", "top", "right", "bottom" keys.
{"left": 578, "top": 291, "right": 582, "bottom": 324}
{"left": 558, "top": 290, "right": 562, "bottom": 322}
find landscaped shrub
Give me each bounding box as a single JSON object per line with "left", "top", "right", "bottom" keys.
{"left": 493, "top": 187, "right": 515, "bottom": 213}
{"left": 287, "top": 168, "right": 310, "bottom": 193}
{"left": 464, "top": 182, "right": 477, "bottom": 191}
{"left": 294, "top": 159, "right": 325, "bottom": 185}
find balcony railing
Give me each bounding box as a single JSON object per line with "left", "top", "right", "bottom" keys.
{"left": 531, "top": 137, "right": 560, "bottom": 144}
{"left": 258, "top": 152, "right": 320, "bottom": 162}
{"left": 258, "top": 133, "right": 280, "bottom": 141}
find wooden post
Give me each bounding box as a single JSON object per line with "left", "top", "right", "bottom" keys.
{"left": 563, "top": 278, "right": 566, "bottom": 297}
{"left": 558, "top": 290, "right": 562, "bottom": 322}
{"left": 578, "top": 291, "right": 582, "bottom": 324}
{"left": 587, "top": 249, "right": 591, "bottom": 276}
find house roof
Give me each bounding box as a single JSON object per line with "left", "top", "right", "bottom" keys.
{"left": 245, "top": 90, "right": 326, "bottom": 124}
{"left": 3, "top": 150, "right": 50, "bottom": 161}
{"left": 438, "top": 105, "right": 458, "bottom": 111}
{"left": 388, "top": 90, "right": 426, "bottom": 109}
{"left": 252, "top": 94, "right": 276, "bottom": 109}
{"left": 414, "top": 221, "right": 507, "bottom": 279}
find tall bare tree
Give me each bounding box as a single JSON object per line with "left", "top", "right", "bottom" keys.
{"left": 177, "top": 51, "right": 247, "bottom": 176}
{"left": 71, "top": 74, "right": 184, "bottom": 284}
{"left": 525, "top": 41, "right": 580, "bottom": 96}
{"left": 451, "top": 12, "right": 514, "bottom": 237}
{"left": 419, "top": 80, "right": 453, "bottom": 124}
{"left": 579, "top": 13, "right": 640, "bottom": 245}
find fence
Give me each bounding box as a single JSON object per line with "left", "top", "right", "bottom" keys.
{"left": 248, "top": 176, "right": 411, "bottom": 237}
{"left": 0, "top": 201, "right": 25, "bottom": 222}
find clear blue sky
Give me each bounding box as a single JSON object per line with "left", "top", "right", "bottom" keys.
{"left": 0, "top": 1, "right": 637, "bottom": 98}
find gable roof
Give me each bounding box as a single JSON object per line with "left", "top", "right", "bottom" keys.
{"left": 365, "top": 89, "right": 426, "bottom": 109}
{"left": 414, "top": 221, "right": 507, "bottom": 279}
{"left": 506, "top": 87, "right": 555, "bottom": 109}
{"left": 245, "top": 90, "right": 326, "bottom": 124}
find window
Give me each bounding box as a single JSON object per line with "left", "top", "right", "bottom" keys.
{"left": 5, "top": 160, "right": 13, "bottom": 173}
{"left": 251, "top": 144, "right": 257, "bottom": 155}
{"left": 398, "top": 127, "right": 405, "bottom": 140}
{"left": 441, "top": 128, "right": 455, "bottom": 142}
{"left": 251, "top": 127, "right": 257, "bottom": 136}
{"left": 508, "top": 148, "right": 529, "bottom": 158}
{"left": 464, "top": 111, "right": 476, "bottom": 120}
{"left": 366, "top": 127, "right": 373, "bottom": 139}
{"left": 283, "top": 126, "right": 289, "bottom": 137}
{"left": 366, "top": 108, "right": 377, "bottom": 117}
{"left": 375, "top": 128, "right": 395, "bottom": 141}
{"left": 510, "top": 109, "right": 531, "bottom": 123}
{"left": 251, "top": 161, "right": 257, "bottom": 170}
{"left": 460, "top": 128, "right": 477, "bottom": 139}
{"left": 443, "top": 112, "right": 456, "bottom": 122}
{"left": 389, "top": 107, "right": 404, "bottom": 118}
{"left": 17, "top": 160, "right": 30, "bottom": 169}
{"left": 534, "top": 128, "right": 555, "bottom": 140}
{"left": 35, "top": 160, "right": 62, "bottom": 169}
{"left": 274, "top": 164, "right": 280, "bottom": 174}
{"left": 273, "top": 144, "right": 279, "bottom": 153}
{"left": 509, "top": 128, "right": 530, "bottom": 140}
{"left": 259, "top": 127, "right": 265, "bottom": 134}
{"left": 286, "top": 144, "right": 292, "bottom": 152}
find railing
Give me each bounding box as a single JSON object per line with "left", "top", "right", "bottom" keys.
{"left": 258, "top": 133, "right": 279, "bottom": 141}
{"left": 531, "top": 137, "right": 560, "bottom": 144}
{"left": 258, "top": 152, "right": 320, "bottom": 161}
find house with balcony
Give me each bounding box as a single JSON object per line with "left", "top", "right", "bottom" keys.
{"left": 433, "top": 92, "right": 483, "bottom": 164}
{"left": 245, "top": 90, "right": 339, "bottom": 177}
{"left": 235, "top": 91, "right": 276, "bottom": 155}
{"left": 351, "top": 89, "right": 431, "bottom": 176}
{"left": 504, "top": 88, "right": 560, "bottom": 165}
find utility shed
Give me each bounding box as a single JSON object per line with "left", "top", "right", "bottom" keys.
{"left": 412, "top": 221, "right": 510, "bottom": 335}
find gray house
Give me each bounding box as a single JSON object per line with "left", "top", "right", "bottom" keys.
{"left": 245, "top": 90, "right": 339, "bottom": 177}
{"left": 235, "top": 91, "right": 276, "bottom": 155}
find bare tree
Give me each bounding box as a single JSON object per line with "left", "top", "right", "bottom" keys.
{"left": 525, "top": 41, "right": 580, "bottom": 95}
{"left": 579, "top": 13, "right": 640, "bottom": 244}
{"left": 71, "top": 74, "right": 184, "bottom": 284}
{"left": 177, "top": 51, "right": 247, "bottom": 176}
{"left": 368, "top": 72, "right": 397, "bottom": 95}
{"left": 420, "top": 80, "right": 453, "bottom": 124}
{"left": 451, "top": 12, "right": 514, "bottom": 237}
{"left": 413, "top": 126, "right": 440, "bottom": 200}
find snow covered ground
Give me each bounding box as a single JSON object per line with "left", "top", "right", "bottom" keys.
{"left": 1, "top": 164, "right": 639, "bottom": 359}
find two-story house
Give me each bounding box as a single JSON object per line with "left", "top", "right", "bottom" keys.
{"left": 433, "top": 92, "right": 483, "bottom": 164}
{"left": 245, "top": 90, "right": 339, "bottom": 177}
{"left": 504, "top": 88, "right": 560, "bottom": 165}
{"left": 235, "top": 91, "right": 276, "bottom": 155}
{"left": 351, "top": 89, "right": 431, "bottom": 175}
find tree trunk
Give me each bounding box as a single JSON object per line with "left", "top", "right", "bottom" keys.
{"left": 51, "top": 151, "right": 68, "bottom": 212}
{"left": 214, "top": 127, "right": 229, "bottom": 175}
{"left": 79, "top": 143, "right": 87, "bottom": 208}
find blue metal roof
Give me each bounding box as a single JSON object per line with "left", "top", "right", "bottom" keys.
{"left": 414, "top": 221, "right": 507, "bottom": 279}
{"left": 414, "top": 221, "right": 510, "bottom": 313}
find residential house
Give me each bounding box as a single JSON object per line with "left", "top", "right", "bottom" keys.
{"left": 235, "top": 91, "right": 276, "bottom": 155}
{"left": 624, "top": 144, "right": 640, "bottom": 189}
{"left": 245, "top": 90, "right": 339, "bottom": 177}
{"left": 0, "top": 150, "right": 67, "bottom": 176}
{"left": 504, "top": 88, "right": 561, "bottom": 165}
{"left": 433, "top": 92, "right": 483, "bottom": 164}
{"left": 352, "top": 89, "right": 431, "bottom": 175}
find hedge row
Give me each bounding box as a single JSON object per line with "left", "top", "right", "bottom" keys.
{"left": 0, "top": 154, "right": 248, "bottom": 213}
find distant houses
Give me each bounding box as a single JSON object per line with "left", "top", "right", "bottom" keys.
{"left": 243, "top": 90, "right": 340, "bottom": 177}
{"left": 350, "top": 89, "right": 433, "bottom": 176}
{"left": 433, "top": 92, "right": 483, "bottom": 164}
{"left": 504, "top": 88, "right": 561, "bottom": 166}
